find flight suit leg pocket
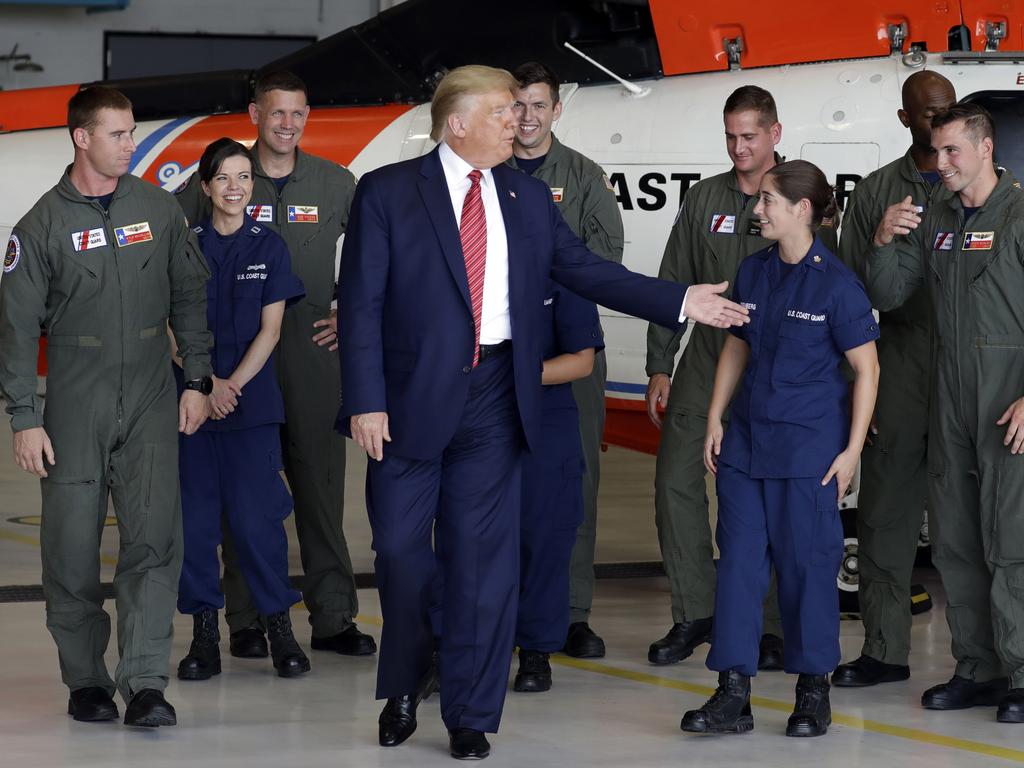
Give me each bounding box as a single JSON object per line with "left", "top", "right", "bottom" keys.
{"left": 811, "top": 481, "right": 842, "bottom": 567}
{"left": 993, "top": 455, "right": 1024, "bottom": 565}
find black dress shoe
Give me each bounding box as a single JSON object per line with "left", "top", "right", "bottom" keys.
{"left": 379, "top": 696, "right": 418, "bottom": 746}
{"left": 513, "top": 649, "right": 551, "bottom": 693}
{"left": 922, "top": 675, "right": 1009, "bottom": 710}
{"left": 786, "top": 674, "right": 831, "bottom": 737}
{"left": 998, "top": 689, "right": 1024, "bottom": 723}
{"left": 67, "top": 687, "right": 119, "bottom": 722}
{"left": 757, "top": 634, "right": 784, "bottom": 671}
{"left": 229, "top": 626, "right": 269, "bottom": 659}
{"left": 833, "top": 655, "right": 910, "bottom": 687}
{"left": 123, "top": 689, "right": 176, "bottom": 728}
{"left": 310, "top": 624, "right": 378, "bottom": 656}
{"left": 681, "top": 670, "right": 753, "bottom": 733}
{"left": 563, "top": 622, "right": 605, "bottom": 658}
{"left": 449, "top": 728, "right": 490, "bottom": 759}
{"left": 649, "top": 617, "right": 712, "bottom": 665}
{"left": 178, "top": 608, "right": 222, "bottom": 681}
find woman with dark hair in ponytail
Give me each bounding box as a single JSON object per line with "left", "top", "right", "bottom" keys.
{"left": 681, "top": 160, "right": 880, "bottom": 737}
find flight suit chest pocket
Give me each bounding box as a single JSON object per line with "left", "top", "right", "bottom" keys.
{"left": 232, "top": 278, "right": 265, "bottom": 342}
{"left": 773, "top": 319, "right": 829, "bottom": 383}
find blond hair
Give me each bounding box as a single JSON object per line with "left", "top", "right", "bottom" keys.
{"left": 430, "top": 65, "right": 517, "bottom": 143}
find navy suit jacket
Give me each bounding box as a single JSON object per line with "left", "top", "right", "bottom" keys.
{"left": 336, "top": 146, "right": 687, "bottom": 460}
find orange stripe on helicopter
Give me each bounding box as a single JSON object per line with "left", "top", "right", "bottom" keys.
{"left": 0, "top": 84, "right": 81, "bottom": 133}
{"left": 137, "top": 105, "right": 414, "bottom": 186}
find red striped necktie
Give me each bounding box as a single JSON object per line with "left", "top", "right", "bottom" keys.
{"left": 460, "top": 169, "right": 487, "bottom": 367}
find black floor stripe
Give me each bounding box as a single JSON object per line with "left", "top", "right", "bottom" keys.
{"left": 0, "top": 562, "right": 667, "bottom": 604}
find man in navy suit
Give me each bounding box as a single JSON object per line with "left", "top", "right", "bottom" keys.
{"left": 337, "top": 65, "right": 748, "bottom": 760}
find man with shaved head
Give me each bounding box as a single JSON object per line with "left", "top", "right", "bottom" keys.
{"left": 834, "top": 70, "right": 956, "bottom": 688}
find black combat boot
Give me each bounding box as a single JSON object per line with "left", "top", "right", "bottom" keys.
{"left": 786, "top": 673, "right": 831, "bottom": 737}
{"left": 513, "top": 649, "right": 552, "bottom": 692}
{"left": 680, "top": 670, "right": 753, "bottom": 733}
{"left": 177, "top": 608, "right": 221, "bottom": 681}
{"left": 266, "top": 611, "right": 311, "bottom": 678}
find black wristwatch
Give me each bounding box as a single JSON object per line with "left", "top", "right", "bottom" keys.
{"left": 185, "top": 376, "right": 214, "bottom": 395}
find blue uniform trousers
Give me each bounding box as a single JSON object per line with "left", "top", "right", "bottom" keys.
{"left": 367, "top": 349, "right": 523, "bottom": 733}
{"left": 177, "top": 424, "right": 300, "bottom": 617}
{"left": 707, "top": 464, "right": 843, "bottom": 676}
{"left": 516, "top": 406, "right": 585, "bottom": 652}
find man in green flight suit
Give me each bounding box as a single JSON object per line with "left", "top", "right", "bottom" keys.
{"left": 0, "top": 86, "right": 213, "bottom": 727}
{"left": 833, "top": 70, "right": 955, "bottom": 688}
{"left": 645, "top": 86, "right": 838, "bottom": 668}
{"left": 867, "top": 103, "right": 1024, "bottom": 723}
{"left": 176, "top": 71, "right": 375, "bottom": 658}
{"left": 507, "top": 61, "right": 625, "bottom": 659}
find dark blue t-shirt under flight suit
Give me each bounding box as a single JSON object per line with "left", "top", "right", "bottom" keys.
{"left": 706, "top": 237, "right": 879, "bottom": 676}
{"left": 175, "top": 217, "right": 305, "bottom": 619}
{"left": 515, "top": 281, "right": 604, "bottom": 654}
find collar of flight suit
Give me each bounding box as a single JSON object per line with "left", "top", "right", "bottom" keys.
{"left": 56, "top": 164, "right": 135, "bottom": 205}
{"left": 250, "top": 143, "right": 315, "bottom": 184}
{"left": 946, "top": 165, "right": 1020, "bottom": 218}
{"left": 508, "top": 133, "right": 569, "bottom": 175}
{"left": 725, "top": 152, "right": 786, "bottom": 194}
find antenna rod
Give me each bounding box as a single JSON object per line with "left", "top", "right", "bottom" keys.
{"left": 563, "top": 42, "right": 649, "bottom": 96}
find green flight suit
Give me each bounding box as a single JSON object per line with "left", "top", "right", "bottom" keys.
{"left": 177, "top": 146, "right": 358, "bottom": 638}
{"left": 867, "top": 168, "right": 1024, "bottom": 688}
{"left": 646, "top": 163, "right": 836, "bottom": 630}
{"left": 837, "top": 150, "right": 949, "bottom": 666}
{"left": 509, "top": 134, "right": 624, "bottom": 625}
{"left": 0, "top": 171, "right": 212, "bottom": 701}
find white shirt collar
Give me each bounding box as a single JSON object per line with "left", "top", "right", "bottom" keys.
{"left": 439, "top": 141, "right": 493, "bottom": 190}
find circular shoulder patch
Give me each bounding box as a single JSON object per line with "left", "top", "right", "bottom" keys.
{"left": 4, "top": 234, "right": 21, "bottom": 274}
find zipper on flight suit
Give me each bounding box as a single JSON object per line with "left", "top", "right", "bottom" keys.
{"left": 99, "top": 205, "right": 126, "bottom": 436}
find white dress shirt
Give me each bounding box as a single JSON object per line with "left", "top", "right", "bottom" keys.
{"left": 438, "top": 142, "right": 511, "bottom": 344}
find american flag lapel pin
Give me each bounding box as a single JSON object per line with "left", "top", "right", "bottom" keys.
{"left": 509, "top": 190, "right": 517, "bottom": 198}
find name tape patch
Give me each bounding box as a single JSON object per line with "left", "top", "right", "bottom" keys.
{"left": 933, "top": 232, "right": 955, "bottom": 251}
{"left": 287, "top": 205, "right": 319, "bottom": 223}
{"left": 247, "top": 204, "right": 273, "bottom": 222}
{"left": 963, "top": 231, "right": 994, "bottom": 250}
{"left": 4, "top": 234, "right": 20, "bottom": 273}
{"left": 115, "top": 221, "right": 153, "bottom": 247}
{"left": 71, "top": 228, "right": 107, "bottom": 252}
{"left": 709, "top": 214, "right": 736, "bottom": 234}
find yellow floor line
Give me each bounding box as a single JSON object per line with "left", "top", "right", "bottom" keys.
{"left": 2, "top": 527, "right": 1020, "bottom": 761}
{"left": 551, "top": 655, "right": 1024, "bottom": 763}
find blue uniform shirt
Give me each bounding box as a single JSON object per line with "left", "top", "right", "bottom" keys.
{"left": 539, "top": 280, "right": 604, "bottom": 411}
{"left": 719, "top": 236, "right": 879, "bottom": 479}
{"left": 176, "top": 216, "right": 304, "bottom": 431}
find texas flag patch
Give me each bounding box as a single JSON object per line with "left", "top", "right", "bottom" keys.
{"left": 114, "top": 222, "right": 154, "bottom": 247}
{"left": 963, "top": 231, "right": 994, "bottom": 250}
{"left": 933, "top": 232, "right": 955, "bottom": 251}
{"left": 709, "top": 214, "right": 736, "bottom": 234}
{"left": 287, "top": 205, "right": 319, "bottom": 223}
{"left": 247, "top": 204, "right": 274, "bottom": 223}
{"left": 71, "top": 228, "right": 108, "bottom": 251}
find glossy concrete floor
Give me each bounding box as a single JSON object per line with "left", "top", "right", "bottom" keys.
{"left": 1, "top": 420, "right": 1022, "bottom": 767}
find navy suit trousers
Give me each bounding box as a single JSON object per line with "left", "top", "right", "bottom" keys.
{"left": 367, "top": 349, "right": 524, "bottom": 732}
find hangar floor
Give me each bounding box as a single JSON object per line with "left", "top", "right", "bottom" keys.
{"left": 1, "top": 421, "right": 1021, "bottom": 767}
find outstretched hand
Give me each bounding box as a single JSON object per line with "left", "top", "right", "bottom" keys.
{"left": 684, "top": 282, "right": 750, "bottom": 329}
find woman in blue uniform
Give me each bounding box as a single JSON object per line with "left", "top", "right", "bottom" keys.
{"left": 681, "top": 160, "right": 879, "bottom": 737}
{"left": 513, "top": 281, "right": 603, "bottom": 693}
{"left": 170, "top": 138, "right": 308, "bottom": 680}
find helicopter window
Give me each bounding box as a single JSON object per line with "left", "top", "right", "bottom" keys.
{"left": 961, "top": 91, "right": 1024, "bottom": 178}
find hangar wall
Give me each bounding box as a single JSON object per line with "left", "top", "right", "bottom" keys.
{"left": 0, "top": 0, "right": 380, "bottom": 91}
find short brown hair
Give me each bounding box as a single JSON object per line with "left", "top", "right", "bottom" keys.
{"left": 513, "top": 61, "right": 560, "bottom": 106}
{"left": 723, "top": 85, "right": 778, "bottom": 128}
{"left": 429, "top": 65, "right": 517, "bottom": 143}
{"left": 67, "top": 85, "right": 132, "bottom": 137}
{"left": 931, "top": 102, "right": 995, "bottom": 145}
{"left": 253, "top": 70, "right": 308, "bottom": 103}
